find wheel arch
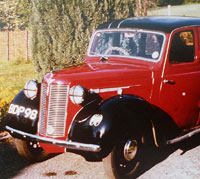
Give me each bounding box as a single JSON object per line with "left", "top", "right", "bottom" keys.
{"left": 99, "top": 95, "right": 155, "bottom": 148}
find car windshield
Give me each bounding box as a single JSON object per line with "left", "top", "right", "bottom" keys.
{"left": 88, "top": 30, "right": 165, "bottom": 61}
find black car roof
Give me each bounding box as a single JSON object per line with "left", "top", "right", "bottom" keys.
{"left": 97, "top": 16, "right": 200, "bottom": 33}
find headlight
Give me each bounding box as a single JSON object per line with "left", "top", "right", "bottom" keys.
{"left": 24, "top": 80, "right": 38, "bottom": 100}
{"left": 69, "top": 85, "right": 87, "bottom": 105}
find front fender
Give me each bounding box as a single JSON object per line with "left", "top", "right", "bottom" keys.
{"left": 68, "top": 95, "right": 154, "bottom": 156}
{"left": 4, "top": 88, "right": 40, "bottom": 135}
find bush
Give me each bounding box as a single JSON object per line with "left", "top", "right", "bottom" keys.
{"left": 30, "top": 0, "right": 135, "bottom": 79}
{"left": 0, "top": 77, "right": 19, "bottom": 125}
{"left": 156, "top": 0, "right": 200, "bottom": 6}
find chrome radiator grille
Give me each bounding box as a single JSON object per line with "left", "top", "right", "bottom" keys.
{"left": 38, "top": 83, "right": 69, "bottom": 137}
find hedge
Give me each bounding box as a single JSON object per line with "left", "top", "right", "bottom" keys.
{"left": 30, "top": 0, "right": 135, "bottom": 79}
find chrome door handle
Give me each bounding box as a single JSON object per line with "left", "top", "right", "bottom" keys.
{"left": 163, "top": 79, "right": 176, "bottom": 85}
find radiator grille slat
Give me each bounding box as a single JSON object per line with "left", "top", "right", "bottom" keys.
{"left": 38, "top": 83, "right": 47, "bottom": 135}
{"left": 38, "top": 83, "right": 69, "bottom": 137}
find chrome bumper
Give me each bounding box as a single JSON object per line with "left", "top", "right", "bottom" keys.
{"left": 5, "top": 126, "right": 101, "bottom": 152}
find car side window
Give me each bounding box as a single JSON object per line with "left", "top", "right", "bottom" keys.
{"left": 169, "top": 30, "right": 195, "bottom": 63}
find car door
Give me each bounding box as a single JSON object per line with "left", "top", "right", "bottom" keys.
{"left": 159, "top": 27, "right": 200, "bottom": 129}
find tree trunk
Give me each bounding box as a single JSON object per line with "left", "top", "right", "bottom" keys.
{"left": 135, "top": 0, "right": 148, "bottom": 17}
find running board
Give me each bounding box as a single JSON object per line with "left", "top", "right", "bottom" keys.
{"left": 167, "top": 127, "right": 200, "bottom": 145}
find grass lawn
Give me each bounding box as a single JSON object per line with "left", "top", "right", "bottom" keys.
{"left": 0, "top": 60, "right": 36, "bottom": 128}
{"left": 148, "top": 3, "right": 200, "bottom": 17}
{"left": 0, "top": 60, "right": 36, "bottom": 91}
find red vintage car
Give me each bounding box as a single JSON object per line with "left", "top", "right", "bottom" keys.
{"left": 5, "top": 16, "right": 200, "bottom": 178}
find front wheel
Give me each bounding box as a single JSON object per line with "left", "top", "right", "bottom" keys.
{"left": 103, "top": 134, "right": 145, "bottom": 179}
{"left": 15, "top": 139, "right": 50, "bottom": 162}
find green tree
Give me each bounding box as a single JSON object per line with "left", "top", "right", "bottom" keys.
{"left": 0, "top": 0, "right": 16, "bottom": 30}
{"left": 16, "top": 0, "right": 32, "bottom": 30}
{"left": 0, "top": 0, "right": 31, "bottom": 31}
{"left": 30, "top": 0, "right": 136, "bottom": 78}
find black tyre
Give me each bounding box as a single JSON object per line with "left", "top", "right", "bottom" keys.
{"left": 15, "top": 139, "right": 50, "bottom": 162}
{"left": 103, "top": 134, "right": 145, "bottom": 179}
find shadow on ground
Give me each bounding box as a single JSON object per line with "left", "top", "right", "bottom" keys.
{"left": 1, "top": 134, "right": 200, "bottom": 179}
{"left": 0, "top": 140, "right": 30, "bottom": 179}
{"left": 0, "top": 138, "right": 59, "bottom": 179}
{"left": 136, "top": 133, "right": 200, "bottom": 178}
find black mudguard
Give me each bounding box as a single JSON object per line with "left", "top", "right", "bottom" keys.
{"left": 150, "top": 105, "right": 181, "bottom": 146}
{"left": 4, "top": 89, "right": 40, "bottom": 135}
{"left": 68, "top": 95, "right": 154, "bottom": 157}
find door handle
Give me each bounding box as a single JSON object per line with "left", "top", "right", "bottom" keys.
{"left": 163, "top": 79, "right": 176, "bottom": 85}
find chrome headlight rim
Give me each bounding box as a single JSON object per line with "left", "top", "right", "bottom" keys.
{"left": 69, "top": 85, "right": 87, "bottom": 105}
{"left": 24, "top": 80, "right": 38, "bottom": 100}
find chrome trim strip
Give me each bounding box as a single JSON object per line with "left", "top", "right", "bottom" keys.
{"left": 108, "top": 21, "right": 114, "bottom": 29}
{"left": 38, "top": 83, "right": 47, "bottom": 135}
{"left": 89, "top": 85, "right": 141, "bottom": 94}
{"left": 6, "top": 126, "right": 101, "bottom": 152}
{"left": 0, "top": 134, "right": 11, "bottom": 141}
{"left": 90, "top": 86, "right": 130, "bottom": 93}
{"left": 117, "top": 19, "right": 127, "bottom": 28}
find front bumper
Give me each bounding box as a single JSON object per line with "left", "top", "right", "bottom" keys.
{"left": 5, "top": 126, "right": 101, "bottom": 152}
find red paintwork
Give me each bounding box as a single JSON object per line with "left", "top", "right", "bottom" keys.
{"left": 160, "top": 28, "right": 200, "bottom": 128}
{"left": 40, "top": 26, "right": 200, "bottom": 153}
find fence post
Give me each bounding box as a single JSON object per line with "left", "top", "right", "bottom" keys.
{"left": 168, "top": 5, "right": 171, "bottom": 16}
{"left": 26, "top": 30, "right": 29, "bottom": 60}
{"left": 7, "top": 31, "right": 10, "bottom": 61}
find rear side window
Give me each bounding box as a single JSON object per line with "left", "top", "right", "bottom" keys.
{"left": 169, "top": 30, "right": 195, "bottom": 63}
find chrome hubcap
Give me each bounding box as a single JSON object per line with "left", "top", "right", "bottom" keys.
{"left": 123, "top": 139, "right": 138, "bottom": 161}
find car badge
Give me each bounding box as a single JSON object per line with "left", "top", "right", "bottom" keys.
{"left": 46, "top": 78, "right": 55, "bottom": 86}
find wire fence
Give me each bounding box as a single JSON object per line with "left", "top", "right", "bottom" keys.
{"left": 0, "top": 30, "right": 32, "bottom": 61}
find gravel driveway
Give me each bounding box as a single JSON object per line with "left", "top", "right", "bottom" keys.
{"left": 1, "top": 134, "right": 200, "bottom": 179}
